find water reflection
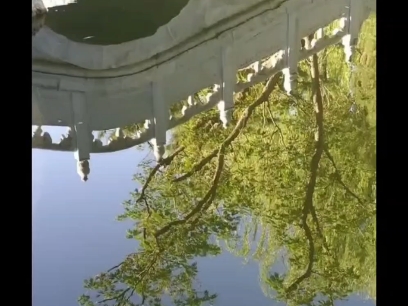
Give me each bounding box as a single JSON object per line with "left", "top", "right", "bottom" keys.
{"left": 77, "top": 30, "right": 376, "bottom": 306}
{"left": 45, "top": 0, "right": 190, "bottom": 44}
{"left": 32, "top": 2, "right": 376, "bottom": 305}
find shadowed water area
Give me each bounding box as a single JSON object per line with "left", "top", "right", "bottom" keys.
{"left": 33, "top": 3, "right": 376, "bottom": 306}
{"left": 45, "top": 0, "right": 190, "bottom": 44}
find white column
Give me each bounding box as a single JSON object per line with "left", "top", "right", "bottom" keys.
{"left": 341, "top": 0, "right": 367, "bottom": 62}
{"left": 217, "top": 45, "right": 235, "bottom": 128}
{"left": 72, "top": 92, "right": 92, "bottom": 162}
{"left": 283, "top": 10, "right": 300, "bottom": 95}
{"left": 71, "top": 92, "right": 92, "bottom": 181}
{"left": 151, "top": 81, "right": 168, "bottom": 162}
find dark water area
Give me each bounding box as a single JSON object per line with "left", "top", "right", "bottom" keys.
{"left": 45, "top": 0, "right": 190, "bottom": 44}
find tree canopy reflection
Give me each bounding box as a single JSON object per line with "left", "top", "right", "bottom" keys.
{"left": 79, "top": 17, "right": 376, "bottom": 306}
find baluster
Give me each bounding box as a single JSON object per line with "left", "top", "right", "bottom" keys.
{"left": 247, "top": 61, "right": 261, "bottom": 82}
{"left": 181, "top": 95, "right": 197, "bottom": 117}
{"left": 108, "top": 127, "right": 126, "bottom": 149}
{"left": 42, "top": 132, "right": 52, "bottom": 146}
{"left": 108, "top": 127, "right": 122, "bottom": 142}
{"left": 33, "top": 125, "right": 42, "bottom": 137}
{"left": 187, "top": 95, "right": 195, "bottom": 106}
{"left": 151, "top": 81, "right": 168, "bottom": 162}
{"left": 253, "top": 61, "right": 261, "bottom": 74}
{"left": 115, "top": 127, "right": 124, "bottom": 139}
{"left": 60, "top": 127, "right": 74, "bottom": 149}
{"left": 144, "top": 119, "right": 152, "bottom": 130}
{"left": 341, "top": 0, "right": 366, "bottom": 62}
{"left": 313, "top": 28, "right": 324, "bottom": 45}
{"left": 283, "top": 10, "right": 300, "bottom": 95}
{"left": 217, "top": 46, "right": 235, "bottom": 128}
{"left": 32, "top": 125, "right": 43, "bottom": 146}
{"left": 93, "top": 138, "right": 103, "bottom": 149}
{"left": 32, "top": 125, "right": 52, "bottom": 147}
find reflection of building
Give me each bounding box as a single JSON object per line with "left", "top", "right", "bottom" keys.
{"left": 32, "top": 0, "right": 375, "bottom": 181}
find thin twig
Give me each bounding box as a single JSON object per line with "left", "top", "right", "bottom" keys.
{"left": 97, "top": 287, "right": 132, "bottom": 304}
{"left": 99, "top": 254, "right": 160, "bottom": 304}
{"left": 136, "top": 146, "right": 185, "bottom": 202}
{"left": 324, "top": 147, "right": 365, "bottom": 206}
{"left": 266, "top": 101, "right": 286, "bottom": 148}
{"left": 155, "top": 145, "right": 225, "bottom": 238}
{"left": 135, "top": 146, "right": 185, "bottom": 240}
{"left": 155, "top": 73, "right": 282, "bottom": 238}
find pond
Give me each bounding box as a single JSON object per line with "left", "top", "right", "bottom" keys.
{"left": 33, "top": 134, "right": 376, "bottom": 306}
{"left": 33, "top": 3, "right": 376, "bottom": 306}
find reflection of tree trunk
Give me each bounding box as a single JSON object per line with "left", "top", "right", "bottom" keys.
{"left": 155, "top": 73, "right": 282, "bottom": 238}
{"left": 321, "top": 49, "right": 328, "bottom": 81}
{"left": 287, "top": 45, "right": 325, "bottom": 292}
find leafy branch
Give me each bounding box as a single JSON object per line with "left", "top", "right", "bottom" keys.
{"left": 136, "top": 146, "right": 185, "bottom": 202}
{"left": 152, "top": 73, "right": 282, "bottom": 238}
{"left": 173, "top": 72, "right": 282, "bottom": 183}
{"left": 135, "top": 146, "right": 185, "bottom": 240}
{"left": 324, "top": 147, "right": 366, "bottom": 207}
{"left": 96, "top": 253, "right": 161, "bottom": 305}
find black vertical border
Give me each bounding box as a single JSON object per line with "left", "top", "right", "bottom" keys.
{"left": 377, "top": 1, "right": 406, "bottom": 305}
{"left": 6, "top": 0, "right": 34, "bottom": 303}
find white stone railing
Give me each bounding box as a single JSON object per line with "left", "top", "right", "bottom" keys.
{"left": 32, "top": 0, "right": 376, "bottom": 180}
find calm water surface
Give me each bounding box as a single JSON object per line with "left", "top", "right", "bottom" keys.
{"left": 33, "top": 2, "right": 376, "bottom": 306}
{"left": 32, "top": 129, "right": 376, "bottom": 306}
{"left": 32, "top": 142, "right": 375, "bottom": 306}
{"left": 32, "top": 139, "right": 275, "bottom": 306}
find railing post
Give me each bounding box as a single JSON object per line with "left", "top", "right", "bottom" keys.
{"left": 217, "top": 45, "right": 235, "bottom": 128}
{"left": 283, "top": 10, "right": 300, "bottom": 95}
{"left": 151, "top": 81, "right": 168, "bottom": 162}
{"left": 32, "top": 125, "right": 51, "bottom": 147}
{"left": 59, "top": 127, "right": 74, "bottom": 149}
{"left": 341, "top": 0, "right": 367, "bottom": 62}
{"left": 247, "top": 61, "right": 261, "bottom": 82}
{"left": 72, "top": 92, "right": 92, "bottom": 181}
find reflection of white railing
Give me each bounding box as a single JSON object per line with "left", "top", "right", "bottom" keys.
{"left": 32, "top": 0, "right": 375, "bottom": 181}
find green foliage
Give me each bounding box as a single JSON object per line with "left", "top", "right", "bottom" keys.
{"left": 80, "top": 16, "right": 376, "bottom": 306}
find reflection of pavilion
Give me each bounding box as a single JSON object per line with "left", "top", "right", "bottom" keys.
{"left": 32, "top": 0, "right": 375, "bottom": 181}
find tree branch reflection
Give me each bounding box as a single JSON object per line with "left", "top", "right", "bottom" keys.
{"left": 79, "top": 17, "right": 376, "bottom": 306}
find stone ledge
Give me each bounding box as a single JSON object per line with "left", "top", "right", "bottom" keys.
{"left": 32, "top": 0, "right": 284, "bottom": 70}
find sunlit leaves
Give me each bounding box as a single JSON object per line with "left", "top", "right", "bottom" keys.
{"left": 80, "top": 16, "right": 376, "bottom": 306}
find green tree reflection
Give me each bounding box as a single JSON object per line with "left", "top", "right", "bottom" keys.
{"left": 79, "top": 16, "right": 376, "bottom": 306}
